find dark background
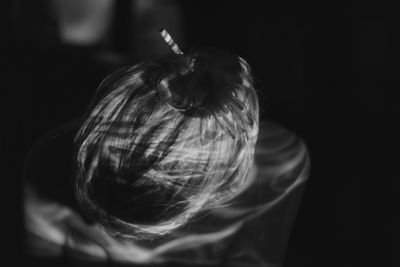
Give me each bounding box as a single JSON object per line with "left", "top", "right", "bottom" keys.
{"left": 4, "top": 1, "right": 398, "bottom": 266}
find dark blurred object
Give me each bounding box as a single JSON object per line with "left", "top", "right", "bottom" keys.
{"left": 10, "top": 0, "right": 185, "bottom": 151}
{"left": 52, "top": 0, "right": 114, "bottom": 47}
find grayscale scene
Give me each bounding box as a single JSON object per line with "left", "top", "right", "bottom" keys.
{"left": 5, "top": 1, "right": 397, "bottom": 267}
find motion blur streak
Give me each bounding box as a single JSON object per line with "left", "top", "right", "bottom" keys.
{"left": 25, "top": 120, "right": 310, "bottom": 266}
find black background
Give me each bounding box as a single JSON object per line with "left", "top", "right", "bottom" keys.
{"left": 3, "top": 1, "right": 398, "bottom": 266}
